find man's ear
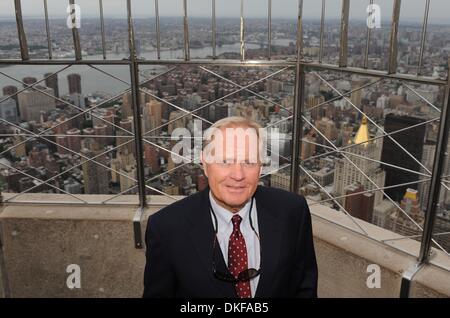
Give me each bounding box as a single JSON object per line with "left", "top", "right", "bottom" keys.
{"left": 200, "top": 151, "right": 208, "bottom": 178}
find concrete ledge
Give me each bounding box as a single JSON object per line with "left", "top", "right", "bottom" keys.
{"left": 410, "top": 263, "right": 450, "bottom": 297}
{"left": 310, "top": 203, "right": 450, "bottom": 298}
{"left": 0, "top": 194, "right": 449, "bottom": 298}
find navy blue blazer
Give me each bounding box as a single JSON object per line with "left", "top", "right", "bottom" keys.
{"left": 143, "top": 185, "right": 318, "bottom": 298}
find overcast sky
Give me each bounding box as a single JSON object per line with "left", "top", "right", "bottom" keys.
{"left": 0, "top": 0, "right": 449, "bottom": 21}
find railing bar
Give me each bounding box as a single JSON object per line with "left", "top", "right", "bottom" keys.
{"left": 154, "top": 0, "right": 161, "bottom": 60}
{"left": 364, "top": 0, "right": 374, "bottom": 69}
{"left": 212, "top": 0, "right": 216, "bottom": 59}
{"left": 296, "top": 0, "right": 304, "bottom": 57}
{"left": 127, "top": 0, "right": 147, "bottom": 207}
{"left": 43, "top": 0, "right": 52, "bottom": 59}
{"left": 419, "top": 57, "right": 450, "bottom": 263}
{"left": 69, "top": 0, "right": 82, "bottom": 60}
{"left": 183, "top": 0, "right": 190, "bottom": 61}
{"left": 388, "top": 0, "right": 401, "bottom": 73}
{"left": 319, "top": 0, "right": 326, "bottom": 63}
{"left": 240, "top": 0, "right": 245, "bottom": 61}
{"left": 339, "top": 0, "right": 350, "bottom": 67}
{"left": 14, "top": 0, "right": 29, "bottom": 61}
{"left": 417, "top": 0, "right": 430, "bottom": 76}
{"left": 99, "top": 0, "right": 107, "bottom": 60}
{"left": 268, "top": 0, "right": 272, "bottom": 60}
{"left": 289, "top": 0, "right": 305, "bottom": 194}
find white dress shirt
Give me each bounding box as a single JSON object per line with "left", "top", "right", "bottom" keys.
{"left": 209, "top": 191, "right": 260, "bottom": 297}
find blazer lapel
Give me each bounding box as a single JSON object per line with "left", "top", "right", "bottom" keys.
{"left": 186, "top": 188, "right": 236, "bottom": 297}
{"left": 254, "top": 188, "right": 283, "bottom": 298}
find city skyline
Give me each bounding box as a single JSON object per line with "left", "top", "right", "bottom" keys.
{"left": 0, "top": 0, "right": 449, "bottom": 255}
{"left": 0, "top": 0, "right": 450, "bottom": 23}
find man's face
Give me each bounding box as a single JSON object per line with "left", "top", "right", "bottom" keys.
{"left": 201, "top": 125, "right": 262, "bottom": 211}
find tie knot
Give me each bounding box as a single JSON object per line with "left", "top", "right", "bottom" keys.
{"left": 231, "top": 215, "right": 242, "bottom": 229}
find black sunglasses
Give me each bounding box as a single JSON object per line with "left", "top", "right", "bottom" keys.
{"left": 210, "top": 197, "right": 262, "bottom": 283}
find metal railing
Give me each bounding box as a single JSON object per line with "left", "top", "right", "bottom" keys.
{"left": 0, "top": 0, "right": 449, "bottom": 295}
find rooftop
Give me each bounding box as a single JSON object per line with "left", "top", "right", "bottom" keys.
{"left": 0, "top": 0, "right": 449, "bottom": 297}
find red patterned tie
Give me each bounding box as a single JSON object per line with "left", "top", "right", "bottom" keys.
{"left": 228, "top": 215, "right": 251, "bottom": 298}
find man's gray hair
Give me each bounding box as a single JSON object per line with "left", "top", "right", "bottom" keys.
{"left": 202, "top": 116, "right": 268, "bottom": 164}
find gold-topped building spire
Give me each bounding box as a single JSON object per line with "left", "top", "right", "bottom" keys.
{"left": 354, "top": 116, "right": 370, "bottom": 147}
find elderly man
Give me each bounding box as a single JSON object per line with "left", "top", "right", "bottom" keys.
{"left": 143, "top": 116, "right": 317, "bottom": 298}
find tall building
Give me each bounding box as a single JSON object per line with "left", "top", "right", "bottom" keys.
{"left": 143, "top": 99, "right": 163, "bottom": 134}
{"left": 81, "top": 142, "right": 109, "bottom": 194}
{"left": 67, "top": 73, "right": 82, "bottom": 95}
{"left": 44, "top": 72, "right": 59, "bottom": 98}
{"left": 306, "top": 95, "right": 325, "bottom": 120}
{"left": 117, "top": 117, "right": 134, "bottom": 155}
{"left": 110, "top": 151, "right": 135, "bottom": 184}
{"left": 212, "top": 102, "right": 229, "bottom": 122}
{"left": 3, "top": 85, "right": 18, "bottom": 99}
{"left": 144, "top": 143, "right": 160, "bottom": 174}
{"left": 316, "top": 117, "right": 338, "bottom": 142}
{"left": 17, "top": 86, "right": 56, "bottom": 122}
{"left": 11, "top": 128, "right": 27, "bottom": 157}
{"left": 334, "top": 116, "right": 386, "bottom": 205}
{"left": 387, "top": 188, "right": 424, "bottom": 237}
{"left": 0, "top": 98, "right": 19, "bottom": 123}
{"left": 119, "top": 164, "right": 137, "bottom": 193}
{"left": 94, "top": 124, "right": 108, "bottom": 148}
{"left": 56, "top": 135, "right": 69, "bottom": 154}
{"left": 270, "top": 170, "right": 291, "bottom": 191}
{"left": 381, "top": 114, "right": 426, "bottom": 202}
{"left": 22, "top": 77, "right": 37, "bottom": 87}
{"left": 2, "top": 85, "right": 19, "bottom": 113}
{"left": 419, "top": 141, "right": 450, "bottom": 211}
{"left": 122, "top": 91, "right": 148, "bottom": 119}
{"left": 168, "top": 110, "right": 190, "bottom": 135}
{"left": 343, "top": 183, "right": 375, "bottom": 223}
{"left": 66, "top": 128, "right": 82, "bottom": 153}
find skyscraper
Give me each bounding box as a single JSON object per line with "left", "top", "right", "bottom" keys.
{"left": 22, "top": 77, "right": 37, "bottom": 87}
{"left": 44, "top": 73, "right": 59, "bottom": 98}
{"left": 387, "top": 188, "right": 424, "bottom": 237}
{"left": 343, "top": 183, "right": 375, "bottom": 223}
{"left": 81, "top": 141, "right": 109, "bottom": 194}
{"left": 334, "top": 116, "right": 386, "bottom": 205}
{"left": 2, "top": 85, "right": 18, "bottom": 106}
{"left": 66, "top": 128, "right": 82, "bottom": 153}
{"left": 0, "top": 98, "right": 19, "bottom": 123}
{"left": 381, "top": 114, "right": 426, "bottom": 202}
{"left": 67, "top": 73, "right": 82, "bottom": 95}
{"left": 17, "top": 86, "right": 56, "bottom": 122}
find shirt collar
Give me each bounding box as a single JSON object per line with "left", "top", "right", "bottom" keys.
{"left": 209, "top": 190, "right": 252, "bottom": 226}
